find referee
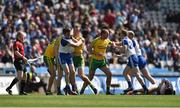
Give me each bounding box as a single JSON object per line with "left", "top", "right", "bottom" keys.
{"left": 6, "top": 31, "right": 28, "bottom": 95}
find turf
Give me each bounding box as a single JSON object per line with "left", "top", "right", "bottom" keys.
{"left": 0, "top": 94, "right": 179, "bottom": 107}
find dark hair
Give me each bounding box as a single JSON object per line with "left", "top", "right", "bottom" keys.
{"left": 101, "top": 29, "right": 109, "bottom": 35}
{"left": 63, "top": 26, "right": 71, "bottom": 34}
{"left": 164, "top": 88, "right": 174, "bottom": 95}
{"left": 121, "top": 29, "right": 128, "bottom": 36}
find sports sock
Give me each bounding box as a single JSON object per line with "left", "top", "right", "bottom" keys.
{"left": 80, "top": 87, "right": 85, "bottom": 94}
{"left": 8, "top": 77, "right": 19, "bottom": 89}
{"left": 57, "top": 87, "right": 61, "bottom": 93}
{"left": 127, "top": 81, "right": 132, "bottom": 88}
{"left": 106, "top": 86, "right": 110, "bottom": 92}
{"left": 65, "top": 85, "right": 70, "bottom": 90}
{"left": 142, "top": 84, "right": 148, "bottom": 90}
{"left": 72, "top": 84, "right": 77, "bottom": 91}
{"left": 20, "top": 80, "right": 26, "bottom": 93}
{"left": 89, "top": 84, "right": 95, "bottom": 89}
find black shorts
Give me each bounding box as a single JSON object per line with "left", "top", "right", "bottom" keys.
{"left": 14, "top": 59, "right": 27, "bottom": 73}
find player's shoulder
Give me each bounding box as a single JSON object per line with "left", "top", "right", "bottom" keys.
{"left": 94, "top": 36, "right": 100, "bottom": 40}
{"left": 80, "top": 36, "right": 85, "bottom": 41}
{"left": 14, "top": 40, "right": 22, "bottom": 46}
{"left": 92, "top": 36, "right": 100, "bottom": 43}
{"left": 122, "top": 37, "right": 129, "bottom": 45}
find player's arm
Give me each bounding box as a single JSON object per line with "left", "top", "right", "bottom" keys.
{"left": 109, "top": 41, "right": 122, "bottom": 47}
{"left": 114, "top": 39, "right": 128, "bottom": 54}
{"left": 14, "top": 51, "right": 28, "bottom": 62}
{"left": 114, "top": 41, "right": 122, "bottom": 46}
{"left": 69, "top": 39, "right": 82, "bottom": 47}
{"left": 82, "top": 40, "right": 89, "bottom": 54}
{"left": 114, "top": 45, "right": 126, "bottom": 54}
{"left": 62, "top": 38, "right": 82, "bottom": 47}
{"left": 54, "top": 38, "right": 60, "bottom": 64}
{"left": 71, "top": 37, "right": 78, "bottom": 43}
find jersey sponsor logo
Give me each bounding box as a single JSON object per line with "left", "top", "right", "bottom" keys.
{"left": 97, "top": 45, "right": 107, "bottom": 49}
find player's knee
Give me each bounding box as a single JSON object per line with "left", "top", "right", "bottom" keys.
{"left": 80, "top": 73, "right": 88, "bottom": 80}
{"left": 107, "top": 71, "right": 112, "bottom": 77}
{"left": 50, "top": 72, "right": 56, "bottom": 78}
{"left": 80, "top": 75, "right": 87, "bottom": 81}
{"left": 70, "top": 70, "right": 76, "bottom": 75}
{"left": 123, "top": 71, "right": 127, "bottom": 76}
{"left": 88, "top": 75, "right": 94, "bottom": 80}
{"left": 65, "top": 71, "right": 70, "bottom": 75}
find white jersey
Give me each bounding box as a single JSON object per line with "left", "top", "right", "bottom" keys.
{"left": 59, "top": 36, "right": 74, "bottom": 53}
{"left": 132, "top": 38, "right": 142, "bottom": 56}
{"left": 122, "top": 36, "right": 136, "bottom": 58}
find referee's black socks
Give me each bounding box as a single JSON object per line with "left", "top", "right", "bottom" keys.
{"left": 8, "top": 77, "right": 19, "bottom": 89}
{"left": 20, "top": 80, "right": 26, "bottom": 93}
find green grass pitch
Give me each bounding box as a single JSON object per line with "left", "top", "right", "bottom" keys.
{"left": 0, "top": 94, "right": 180, "bottom": 107}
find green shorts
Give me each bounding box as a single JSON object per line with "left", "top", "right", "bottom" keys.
{"left": 89, "top": 58, "right": 107, "bottom": 71}
{"left": 73, "top": 55, "right": 84, "bottom": 68}
{"left": 43, "top": 56, "right": 55, "bottom": 70}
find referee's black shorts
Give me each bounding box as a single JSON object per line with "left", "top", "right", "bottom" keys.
{"left": 14, "top": 59, "right": 27, "bottom": 73}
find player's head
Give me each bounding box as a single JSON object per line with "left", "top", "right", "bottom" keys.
{"left": 121, "top": 29, "right": 128, "bottom": 37}
{"left": 101, "top": 29, "right": 109, "bottom": 39}
{"left": 74, "top": 23, "right": 81, "bottom": 32}
{"left": 164, "top": 88, "right": 174, "bottom": 95}
{"left": 127, "top": 31, "right": 135, "bottom": 39}
{"left": 159, "top": 79, "right": 175, "bottom": 95}
{"left": 17, "top": 31, "right": 26, "bottom": 42}
{"left": 63, "top": 26, "right": 71, "bottom": 38}
{"left": 73, "top": 23, "right": 81, "bottom": 36}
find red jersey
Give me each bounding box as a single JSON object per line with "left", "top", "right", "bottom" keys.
{"left": 13, "top": 40, "right": 24, "bottom": 60}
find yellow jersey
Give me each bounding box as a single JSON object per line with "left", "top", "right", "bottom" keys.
{"left": 44, "top": 36, "right": 62, "bottom": 58}
{"left": 73, "top": 35, "right": 84, "bottom": 56}
{"left": 91, "top": 37, "right": 112, "bottom": 60}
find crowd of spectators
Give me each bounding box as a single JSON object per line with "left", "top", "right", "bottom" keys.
{"left": 166, "top": 10, "right": 180, "bottom": 23}
{"left": 0, "top": 0, "right": 179, "bottom": 72}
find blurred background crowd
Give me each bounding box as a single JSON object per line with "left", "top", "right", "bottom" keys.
{"left": 0, "top": 0, "right": 179, "bottom": 73}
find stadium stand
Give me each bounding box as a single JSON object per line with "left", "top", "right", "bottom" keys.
{"left": 0, "top": 0, "right": 179, "bottom": 74}
{"left": 0, "top": 0, "right": 179, "bottom": 94}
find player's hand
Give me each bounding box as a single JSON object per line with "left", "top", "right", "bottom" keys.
{"left": 111, "top": 42, "right": 116, "bottom": 47}
{"left": 22, "top": 56, "right": 28, "bottom": 64}
{"left": 81, "top": 38, "right": 85, "bottom": 43}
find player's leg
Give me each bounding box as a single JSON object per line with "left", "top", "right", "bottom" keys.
{"left": 77, "top": 67, "right": 97, "bottom": 94}
{"left": 138, "top": 56, "right": 156, "bottom": 85}
{"left": 6, "top": 76, "right": 19, "bottom": 95}
{"left": 19, "top": 67, "right": 27, "bottom": 95}
{"left": 59, "top": 54, "right": 76, "bottom": 95}
{"left": 73, "top": 56, "right": 97, "bottom": 94}
{"left": 69, "top": 63, "right": 78, "bottom": 94}
{"left": 128, "top": 55, "right": 148, "bottom": 94}
{"left": 61, "top": 63, "right": 72, "bottom": 95}
{"left": 44, "top": 56, "right": 55, "bottom": 95}
{"left": 80, "top": 69, "right": 96, "bottom": 94}
{"left": 6, "top": 60, "right": 25, "bottom": 95}
{"left": 80, "top": 58, "right": 96, "bottom": 94}
{"left": 56, "top": 64, "right": 63, "bottom": 95}
{"left": 99, "top": 65, "right": 113, "bottom": 95}
{"left": 132, "top": 67, "right": 148, "bottom": 94}
{"left": 123, "top": 66, "right": 134, "bottom": 93}
{"left": 141, "top": 67, "right": 156, "bottom": 84}
{"left": 62, "top": 63, "right": 77, "bottom": 95}
{"left": 6, "top": 78, "right": 18, "bottom": 95}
